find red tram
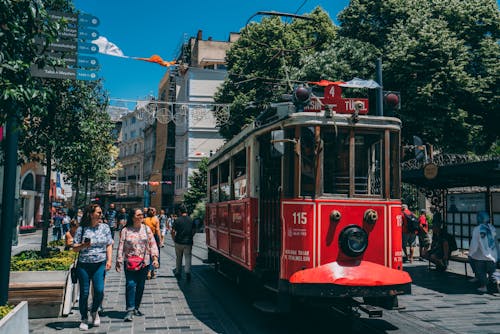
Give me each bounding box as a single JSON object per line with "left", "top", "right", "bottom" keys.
{"left": 205, "top": 82, "right": 412, "bottom": 314}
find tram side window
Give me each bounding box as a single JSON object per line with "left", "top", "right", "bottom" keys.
{"left": 220, "top": 160, "right": 230, "bottom": 202}
{"left": 323, "top": 129, "right": 350, "bottom": 195}
{"left": 209, "top": 167, "right": 218, "bottom": 203}
{"left": 301, "top": 127, "right": 316, "bottom": 196}
{"left": 233, "top": 150, "right": 247, "bottom": 200}
{"left": 390, "top": 131, "right": 401, "bottom": 198}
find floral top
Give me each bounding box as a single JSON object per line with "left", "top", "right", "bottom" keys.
{"left": 73, "top": 223, "right": 114, "bottom": 263}
{"left": 116, "top": 224, "right": 159, "bottom": 265}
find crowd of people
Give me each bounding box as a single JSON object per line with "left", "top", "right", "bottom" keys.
{"left": 50, "top": 202, "right": 198, "bottom": 331}
{"left": 402, "top": 204, "right": 499, "bottom": 293}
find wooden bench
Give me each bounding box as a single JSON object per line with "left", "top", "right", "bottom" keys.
{"left": 428, "top": 252, "right": 470, "bottom": 277}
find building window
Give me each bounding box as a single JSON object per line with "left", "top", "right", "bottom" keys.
{"left": 134, "top": 143, "right": 138, "bottom": 154}
{"left": 131, "top": 117, "right": 136, "bottom": 124}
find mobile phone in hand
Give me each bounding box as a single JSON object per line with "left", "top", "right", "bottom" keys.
{"left": 84, "top": 237, "right": 91, "bottom": 243}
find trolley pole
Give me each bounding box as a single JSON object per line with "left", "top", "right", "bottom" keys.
{"left": 0, "top": 107, "right": 20, "bottom": 305}
{"left": 376, "top": 58, "right": 384, "bottom": 116}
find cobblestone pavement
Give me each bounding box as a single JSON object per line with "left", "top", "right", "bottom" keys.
{"left": 17, "top": 232, "right": 500, "bottom": 333}
{"left": 28, "top": 233, "right": 234, "bottom": 334}
{"left": 397, "top": 260, "right": 500, "bottom": 334}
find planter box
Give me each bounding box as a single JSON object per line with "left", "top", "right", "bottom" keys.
{"left": 9, "top": 270, "right": 77, "bottom": 319}
{"left": 0, "top": 301, "right": 28, "bottom": 334}
{"left": 19, "top": 228, "right": 36, "bottom": 234}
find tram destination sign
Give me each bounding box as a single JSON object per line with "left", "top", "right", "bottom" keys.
{"left": 31, "top": 11, "right": 100, "bottom": 80}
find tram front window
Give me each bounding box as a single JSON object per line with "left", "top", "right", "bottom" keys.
{"left": 322, "top": 129, "right": 383, "bottom": 197}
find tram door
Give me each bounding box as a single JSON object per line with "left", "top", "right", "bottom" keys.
{"left": 257, "top": 133, "right": 282, "bottom": 284}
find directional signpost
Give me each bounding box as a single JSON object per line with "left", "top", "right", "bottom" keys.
{"left": 30, "top": 11, "right": 100, "bottom": 81}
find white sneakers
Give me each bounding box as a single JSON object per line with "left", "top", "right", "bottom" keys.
{"left": 79, "top": 312, "right": 100, "bottom": 331}
{"left": 91, "top": 312, "right": 101, "bottom": 327}
{"left": 79, "top": 321, "right": 89, "bottom": 331}
{"left": 477, "top": 286, "right": 488, "bottom": 293}
{"left": 468, "top": 277, "right": 479, "bottom": 283}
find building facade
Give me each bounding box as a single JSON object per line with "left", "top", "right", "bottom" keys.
{"left": 115, "top": 105, "right": 146, "bottom": 208}
{"left": 150, "top": 30, "right": 239, "bottom": 212}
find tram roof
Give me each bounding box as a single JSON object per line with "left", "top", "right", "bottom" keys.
{"left": 209, "top": 104, "right": 402, "bottom": 164}
{"left": 402, "top": 159, "right": 500, "bottom": 189}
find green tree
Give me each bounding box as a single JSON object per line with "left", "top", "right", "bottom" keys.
{"left": 183, "top": 158, "right": 208, "bottom": 214}
{"left": 338, "top": 0, "right": 500, "bottom": 154}
{"left": 215, "top": 7, "right": 336, "bottom": 141}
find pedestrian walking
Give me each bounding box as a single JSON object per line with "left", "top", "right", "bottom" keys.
{"left": 418, "top": 209, "right": 430, "bottom": 260}
{"left": 104, "top": 203, "right": 118, "bottom": 235}
{"left": 62, "top": 211, "right": 71, "bottom": 235}
{"left": 402, "top": 204, "right": 418, "bottom": 263}
{"left": 159, "top": 209, "right": 167, "bottom": 247}
{"left": 64, "top": 219, "right": 79, "bottom": 251}
{"left": 117, "top": 207, "right": 128, "bottom": 231}
{"left": 52, "top": 210, "right": 63, "bottom": 241}
{"left": 72, "top": 203, "right": 114, "bottom": 331}
{"left": 468, "top": 211, "right": 498, "bottom": 293}
{"left": 143, "top": 207, "right": 161, "bottom": 279}
{"left": 115, "top": 208, "right": 159, "bottom": 322}
{"left": 172, "top": 204, "right": 196, "bottom": 281}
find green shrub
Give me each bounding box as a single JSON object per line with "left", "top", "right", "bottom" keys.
{"left": 49, "top": 239, "right": 65, "bottom": 247}
{"left": 11, "top": 250, "right": 75, "bottom": 271}
{"left": 0, "top": 304, "right": 14, "bottom": 320}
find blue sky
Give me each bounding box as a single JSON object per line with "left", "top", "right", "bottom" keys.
{"left": 73, "top": 0, "right": 350, "bottom": 107}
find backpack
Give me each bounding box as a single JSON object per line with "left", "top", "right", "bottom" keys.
{"left": 404, "top": 213, "right": 420, "bottom": 233}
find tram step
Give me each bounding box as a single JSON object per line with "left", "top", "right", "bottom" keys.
{"left": 358, "top": 304, "right": 383, "bottom": 318}
{"left": 262, "top": 283, "right": 279, "bottom": 293}
{"left": 253, "top": 300, "right": 280, "bottom": 313}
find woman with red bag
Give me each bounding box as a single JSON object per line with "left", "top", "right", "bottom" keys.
{"left": 115, "top": 208, "right": 159, "bottom": 322}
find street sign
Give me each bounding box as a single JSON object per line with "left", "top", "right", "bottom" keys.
{"left": 78, "top": 28, "right": 99, "bottom": 41}
{"left": 78, "top": 42, "right": 99, "bottom": 54}
{"left": 30, "top": 65, "right": 76, "bottom": 80}
{"left": 76, "top": 69, "right": 98, "bottom": 81}
{"left": 31, "top": 11, "right": 100, "bottom": 81}
{"left": 77, "top": 55, "right": 99, "bottom": 68}
{"left": 78, "top": 13, "right": 100, "bottom": 27}
{"left": 35, "top": 37, "right": 77, "bottom": 53}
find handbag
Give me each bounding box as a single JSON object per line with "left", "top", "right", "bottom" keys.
{"left": 70, "top": 265, "right": 78, "bottom": 284}
{"left": 125, "top": 225, "right": 148, "bottom": 271}
{"left": 71, "top": 226, "right": 86, "bottom": 284}
{"left": 125, "top": 255, "right": 146, "bottom": 271}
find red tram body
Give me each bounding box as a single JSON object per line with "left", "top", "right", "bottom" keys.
{"left": 205, "top": 83, "right": 412, "bottom": 313}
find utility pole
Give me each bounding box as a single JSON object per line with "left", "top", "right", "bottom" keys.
{"left": 375, "top": 58, "right": 384, "bottom": 116}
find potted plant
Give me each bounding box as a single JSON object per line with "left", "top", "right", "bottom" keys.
{"left": 0, "top": 302, "right": 29, "bottom": 334}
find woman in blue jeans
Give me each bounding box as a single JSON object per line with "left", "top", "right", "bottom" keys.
{"left": 73, "top": 204, "right": 114, "bottom": 331}
{"left": 115, "top": 208, "right": 159, "bottom": 321}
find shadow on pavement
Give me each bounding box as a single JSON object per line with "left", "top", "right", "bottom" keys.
{"left": 405, "top": 263, "right": 474, "bottom": 294}
{"left": 102, "top": 309, "right": 127, "bottom": 320}
{"left": 45, "top": 321, "right": 80, "bottom": 330}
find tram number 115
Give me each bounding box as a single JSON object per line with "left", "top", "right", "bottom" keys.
{"left": 292, "top": 212, "right": 307, "bottom": 225}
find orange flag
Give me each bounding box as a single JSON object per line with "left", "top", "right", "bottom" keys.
{"left": 309, "top": 80, "right": 346, "bottom": 86}
{"left": 134, "top": 55, "right": 177, "bottom": 67}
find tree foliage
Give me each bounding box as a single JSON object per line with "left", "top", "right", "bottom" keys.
{"left": 183, "top": 158, "right": 208, "bottom": 214}
{"left": 2, "top": 0, "right": 116, "bottom": 255}
{"left": 338, "top": 0, "right": 500, "bottom": 153}
{"left": 215, "top": 7, "right": 336, "bottom": 140}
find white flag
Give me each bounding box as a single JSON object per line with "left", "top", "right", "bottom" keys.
{"left": 94, "top": 36, "right": 127, "bottom": 58}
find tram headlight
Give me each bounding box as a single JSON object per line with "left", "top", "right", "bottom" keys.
{"left": 339, "top": 225, "right": 368, "bottom": 257}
